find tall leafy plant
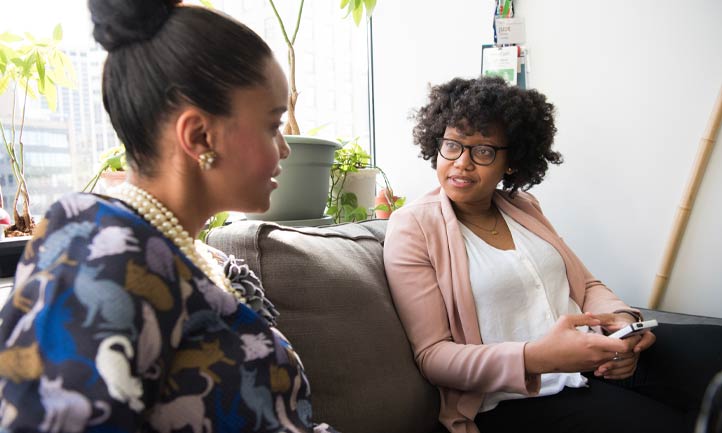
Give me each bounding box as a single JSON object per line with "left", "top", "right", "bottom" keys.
{"left": 268, "top": 0, "right": 376, "bottom": 135}
{"left": 0, "top": 25, "right": 75, "bottom": 234}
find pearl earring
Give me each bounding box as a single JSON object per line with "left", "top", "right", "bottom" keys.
{"left": 198, "top": 150, "right": 217, "bottom": 171}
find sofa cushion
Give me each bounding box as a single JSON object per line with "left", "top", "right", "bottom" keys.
{"left": 207, "top": 219, "right": 442, "bottom": 433}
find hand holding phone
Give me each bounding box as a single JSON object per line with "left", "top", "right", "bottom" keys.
{"left": 608, "top": 319, "right": 658, "bottom": 339}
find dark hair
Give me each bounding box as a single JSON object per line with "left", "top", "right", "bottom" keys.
{"left": 412, "top": 75, "right": 562, "bottom": 196}
{"left": 89, "top": 0, "right": 273, "bottom": 175}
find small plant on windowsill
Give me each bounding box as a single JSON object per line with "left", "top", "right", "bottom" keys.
{"left": 82, "top": 144, "right": 127, "bottom": 193}
{"left": 326, "top": 138, "right": 404, "bottom": 224}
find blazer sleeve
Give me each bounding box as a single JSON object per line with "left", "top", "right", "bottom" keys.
{"left": 384, "top": 208, "right": 539, "bottom": 395}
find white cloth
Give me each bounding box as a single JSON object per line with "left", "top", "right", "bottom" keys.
{"left": 460, "top": 210, "right": 587, "bottom": 413}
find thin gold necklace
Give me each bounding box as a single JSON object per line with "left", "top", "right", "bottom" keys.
{"left": 461, "top": 211, "right": 500, "bottom": 235}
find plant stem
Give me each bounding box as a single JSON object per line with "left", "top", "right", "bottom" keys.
{"left": 268, "top": 0, "right": 302, "bottom": 135}
{"left": 290, "top": 0, "right": 305, "bottom": 45}
{"left": 82, "top": 163, "right": 108, "bottom": 193}
{"left": 268, "top": 0, "right": 292, "bottom": 44}
{"left": 0, "top": 119, "right": 8, "bottom": 209}
{"left": 284, "top": 45, "right": 299, "bottom": 135}
{"left": 12, "top": 83, "right": 32, "bottom": 230}
{"left": 329, "top": 170, "right": 351, "bottom": 223}
{"left": 376, "top": 167, "right": 399, "bottom": 210}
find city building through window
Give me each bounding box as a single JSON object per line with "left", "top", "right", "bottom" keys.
{"left": 1, "top": 0, "right": 371, "bottom": 219}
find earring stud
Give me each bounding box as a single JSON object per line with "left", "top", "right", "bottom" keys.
{"left": 506, "top": 167, "right": 514, "bottom": 175}
{"left": 198, "top": 150, "right": 217, "bottom": 171}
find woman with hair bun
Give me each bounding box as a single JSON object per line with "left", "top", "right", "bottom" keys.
{"left": 0, "top": 1, "right": 337, "bottom": 431}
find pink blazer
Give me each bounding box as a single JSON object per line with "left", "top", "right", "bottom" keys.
{"left": 383, "top": 187, "right": 634, "bottom": 433}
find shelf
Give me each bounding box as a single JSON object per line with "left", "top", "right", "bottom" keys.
{"left": 0, "top": 236, "right": 29, "bottom": 278}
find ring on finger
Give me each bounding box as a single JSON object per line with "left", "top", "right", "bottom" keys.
{"left": 612, "top": 352, "right": 622, "bottom": 361}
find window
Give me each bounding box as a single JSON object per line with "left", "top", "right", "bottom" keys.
{"left": 1, "top": 1, "right": 370, "bottom": 218}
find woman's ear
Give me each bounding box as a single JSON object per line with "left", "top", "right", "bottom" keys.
{"left": 175, "top": 107, "right": 214, "bottom": 162}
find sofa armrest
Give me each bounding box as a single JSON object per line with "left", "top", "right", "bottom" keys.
{"left": 636, "top": 307, "right": 722, "bottom": 326}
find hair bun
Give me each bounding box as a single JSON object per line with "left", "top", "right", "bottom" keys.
{"left": 89, "top": 0, "right": 182, "bottom": 51}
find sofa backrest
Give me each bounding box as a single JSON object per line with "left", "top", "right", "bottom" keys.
{"left": 207, "top": 219, "right": 441, "bottom": 433}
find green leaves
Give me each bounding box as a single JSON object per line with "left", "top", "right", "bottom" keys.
{"left": 0, "top": 25, "right": 76, "bottom": 112}
{"left": 52, "top": 24, "right": 63, "bottom": 41}
{"left": 332, "top": 138, "right": 371, "bottom": 173}
{"left": 0, "top": 33, "right": 23, "bottom": 43}
{"left": 198, "top": 211, "right": 229, "bottom": 242}
{"left": 327, "top": 138, "right": 372, "bottom": 223}
{"left": 340, "top": 0, "right": 377, "bottom": 26}
{"left": 328, "top": 191, "right": 367, "bottom": 223}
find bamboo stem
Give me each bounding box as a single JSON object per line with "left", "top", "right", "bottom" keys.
{"left": 648, "top": 84, "right": 722, "bottom": 308}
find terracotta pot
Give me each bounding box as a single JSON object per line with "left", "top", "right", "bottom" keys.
{"left": 374, "top": 188, "right": 399, "bottom": 219}
{"left": 100, "top": 171, "right": 127, "bottom": 191}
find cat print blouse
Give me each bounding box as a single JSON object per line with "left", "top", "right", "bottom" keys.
{"left": 0, "top": 193, "right": 338, "bottom": 433}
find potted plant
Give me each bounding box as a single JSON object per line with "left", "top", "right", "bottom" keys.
{"left": 83, "top": 144, "right": 127, "bottom": 193}
{"left": 327, "top": 138, "right": 404, "bottom": 223}
{"left": 246, "top": 0, "right": 376, "bottom": 223}
{"left": 0, "top": 25, "right": 76, "bottom": 237}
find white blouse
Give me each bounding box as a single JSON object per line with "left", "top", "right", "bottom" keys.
{"left": 460, "top": 210, "right": 588, "bottom": 413}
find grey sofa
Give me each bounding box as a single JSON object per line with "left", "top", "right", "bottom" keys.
{"left": 207, "top": 219, "right": 722, "bottom": 433}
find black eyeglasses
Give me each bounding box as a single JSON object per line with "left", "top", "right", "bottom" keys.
{"left": 437, "top": 138, "right": 509, "bottom": 166}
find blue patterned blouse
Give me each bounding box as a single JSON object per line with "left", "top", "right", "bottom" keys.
{"left": 0, "top": 193, "right": 337, "bottom": 433}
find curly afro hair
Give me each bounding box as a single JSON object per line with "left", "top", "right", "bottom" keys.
{"left": 412, "top": 75, "right": 562, "bottom": 196}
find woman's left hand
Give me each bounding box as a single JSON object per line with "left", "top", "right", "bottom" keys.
{"left": 591, "top": 313, "right": 656, "bottom": 380}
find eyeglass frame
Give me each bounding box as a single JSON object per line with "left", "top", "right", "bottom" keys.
{"left": 436, "top": 138, "right": 509, "bottom": 166}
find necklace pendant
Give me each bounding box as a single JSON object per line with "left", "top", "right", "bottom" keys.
{"left": 491, "top": 230, "right": 498, "bottom": 235}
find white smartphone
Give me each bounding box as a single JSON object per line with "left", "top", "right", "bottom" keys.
{"left": 608, "top": 319, "right": 658, "bottom": 339}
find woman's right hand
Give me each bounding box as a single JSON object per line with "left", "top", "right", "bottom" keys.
{"left": 523, "top": 313, "right": 630, "bottom": 374}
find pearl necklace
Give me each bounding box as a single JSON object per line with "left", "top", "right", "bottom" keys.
{"left": 110, "top": 183, "right": 241, "bottom": 302}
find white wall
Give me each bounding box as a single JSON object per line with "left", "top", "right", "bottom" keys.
{"left": 372, "top": 0, "right": 497, "bottom": 199}
{"left": 373, "top": 0, "right": 722, "bottom": 317}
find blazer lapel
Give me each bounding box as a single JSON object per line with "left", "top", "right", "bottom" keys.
{"left": 493, "top": 192, "right": 561, "bottom": 248}
{"left": 438, "top": 189, "right": 483, "bottom": 345}
{"left": 493, "top": 191, "right": 585, "bottom": 303}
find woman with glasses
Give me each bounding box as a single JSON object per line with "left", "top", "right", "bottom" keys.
{"left": 383, "top": 76, "right": 722, "bottom": 433}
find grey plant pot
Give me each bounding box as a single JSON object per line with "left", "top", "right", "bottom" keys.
{"left": 246, "top": 136, "right": 340, "bottom": 222}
